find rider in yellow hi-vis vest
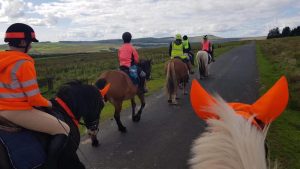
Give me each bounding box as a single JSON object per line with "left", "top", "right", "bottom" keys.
{"left": 169, "top": 34, "right": 194, "bottom": 74}
{"left": 182, "top": 35, "right": 194, "bottom": 65}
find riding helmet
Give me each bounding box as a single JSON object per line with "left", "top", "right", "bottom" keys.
{"left": 122, "top": 32, "right": 132, "bottom": 43}
{"left": 4, "top": 23, "right": 38, "bottom": 43}
{"left": 183, "top": 35, "right": 188, "bottom": 40}
{"left": 175, "top": 33, "right": 182, "bottom": 40}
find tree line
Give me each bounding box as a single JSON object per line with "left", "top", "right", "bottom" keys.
{"left": 267, "top": 26, "right": 300, "bottom": 39}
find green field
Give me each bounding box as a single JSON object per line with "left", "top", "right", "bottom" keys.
{"left": 256, "top": 36, "right": 300, "bottom": 169}
{"left": 0, "top": 40, "right": 248, "bottom": 133}
{"left": 0, "top": 42, "right": 119, "bottom": 55}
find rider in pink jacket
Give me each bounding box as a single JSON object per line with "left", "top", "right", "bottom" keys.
{"left": 118, "top": 32, "right": 147, "bottom": 93}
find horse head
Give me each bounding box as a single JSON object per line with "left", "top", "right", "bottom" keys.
{"left": 139, "top": 59, "right": 152, "bottom": 80}
{"left": 55, "top": 80, "right": 104, "bottom": 147}
{"left": 189, "top": 76, "right": 289, "bottom": 169}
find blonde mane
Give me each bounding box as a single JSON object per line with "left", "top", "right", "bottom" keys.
{"left": 189, "top": 95, "right": 275, "bottom": 169}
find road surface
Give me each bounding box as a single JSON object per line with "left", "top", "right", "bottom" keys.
{"left": 78, "top": 42, "right": 259, "bottom": 169}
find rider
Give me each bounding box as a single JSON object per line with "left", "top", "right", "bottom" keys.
{"left": 201, "top": 35, "right": 215, "bottom": 62}
{"left": 118, "top": 32, "right": 147, "bottom": 93}
{"left": 169, "top": 33, "right": 194, "bottom": 74}
{"left": 0, "top": 23, "right": 70, "bottom": 169}
{"left": 182, "top": 35, "right": 194, "bottom": 65}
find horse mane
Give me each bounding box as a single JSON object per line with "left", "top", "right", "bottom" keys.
{"left": 189, "top": 95, "right": 275, "bottom": 169}
{"left": 55, "top": 80, "right": 103, "bottom": 120}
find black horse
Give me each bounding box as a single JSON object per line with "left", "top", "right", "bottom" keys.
{"left": 0, "top": 81, "right": 105, "bottom": 169}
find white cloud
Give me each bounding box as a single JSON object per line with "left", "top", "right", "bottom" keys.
{"left": 0, "top": 0, "right": 26, "bottom": 18}
{"left": 0, "top": 0, "right": 299, "bottom": 42}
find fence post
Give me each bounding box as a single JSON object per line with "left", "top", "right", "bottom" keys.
{"left": 47, "top": 77, "right": 54, "bottom": 91}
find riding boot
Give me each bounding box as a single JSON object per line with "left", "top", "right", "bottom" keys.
{"left": 43, "top": 134, "right": 68, "bottom": 169}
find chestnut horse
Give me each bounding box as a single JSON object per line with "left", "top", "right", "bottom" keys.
{"left": 165, "top": 58, "right": 189, "bottom": 105}
{"left": 95, "top": 59, "right": 152, "bottom": 133}
{"left": 189, "top": 76, "right": 288, "bottom": 169}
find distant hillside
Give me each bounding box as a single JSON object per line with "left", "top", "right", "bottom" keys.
{"left": 59, "top": 35, "right": 223, "bottom": 48}
{"left": 0, "top": 35, "right": 265, "bottom": 55}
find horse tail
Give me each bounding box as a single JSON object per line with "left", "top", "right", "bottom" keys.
{"left": 165, "top": 60, "right": 177, "bottom": 96}
{"left": 199, "top": 53, "right": 205, "bottom": 75}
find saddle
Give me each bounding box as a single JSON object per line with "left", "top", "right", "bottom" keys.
{"left": 0, "top": 116, "right": 21, "bottom": 132}
{"left": 0, "top": 109, "right": 58, "bottom": 169}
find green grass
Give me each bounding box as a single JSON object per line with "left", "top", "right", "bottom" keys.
{"left": 256, "top": 37, "right": 300, "bottom": 169}
{"left": 1, "top": 41, "right": 248, "bottom": 134}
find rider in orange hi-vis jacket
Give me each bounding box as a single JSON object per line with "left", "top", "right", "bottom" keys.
{"left": 0, "top": 23, "right": 70, "bottom": 169}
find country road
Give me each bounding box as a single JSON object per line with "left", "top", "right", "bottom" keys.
{"left": 78, "top": 42, "right": 260, "bottom": 169}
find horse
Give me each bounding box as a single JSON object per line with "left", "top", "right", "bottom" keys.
{"left": 165, "top": 58, "right": 189, "bottom": 105}
{"left": 0, "top": 80, "right": 108, "bottom": 169}
{"left": 195, "top": 51, "right": 209, "bottom": 79}
{"left": 189, "top": 76, "right": 289, "bottom": 169}
{"left": 95, "top": 59, "right": 152, "bottom": 133}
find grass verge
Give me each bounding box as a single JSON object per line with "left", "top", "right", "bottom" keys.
{"left": 256, "top": 37, "right": 300, "bottom": 169}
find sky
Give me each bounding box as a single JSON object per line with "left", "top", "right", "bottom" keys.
{"left": 0, "top": 0, "right": 299, "bottom": 42}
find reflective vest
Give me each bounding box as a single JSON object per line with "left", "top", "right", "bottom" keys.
{"left": 0, "top": 51, "right": 49, "bottom": 110}
{"left": 171, "top": 42, "right": 187, "bottom": 59}
{"left": 182, "top": 40, "right": 189, "bottom": 50}
{"left": 202, "top": 40, "right": 211, "bottom": 52}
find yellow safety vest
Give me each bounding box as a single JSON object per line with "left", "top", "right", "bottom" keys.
{"left": 182, "top": 40, "right": 189, "bottom": 50}
{"left": 171, "top": 42, "right": 187, "bottom": 59}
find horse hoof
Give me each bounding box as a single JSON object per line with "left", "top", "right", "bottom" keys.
{"left": 92, "top": 139, "right": 99, "bottom": 147}
{"left": 132, "top": 115, "right": 141, "bottom": 122}
{"left": 171, "top": 101, "right": 178, "bottom": 105}
{"left": 168, "top": 99, "right": 172, "bottom": 103}
{"left": 119, "top": 127, "right": 127, "bottom": 133}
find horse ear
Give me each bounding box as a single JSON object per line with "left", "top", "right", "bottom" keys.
{"left": 190, "top": 80, "right": 219, "bottom": 120}
{"left": 251, "top": 76, "right": 289, "bottom": 124}
{"left": 99, "top": 83, "right": 111, "bottom": 97}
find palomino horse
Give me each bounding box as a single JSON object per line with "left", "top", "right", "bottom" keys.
{"left": 95, "top": 59, "right": 152, "bottom": 133}
{"left": 189, "top": 76, "right": 288, "bottom": 169}
{"left": 0, "top": 81, "right": 109, "bottom": 169}
{"left": 165, "top": 58, "right": 189, "bottom": 105}
{"left": 195, "top": 51, "right": 209, "bottom": 79}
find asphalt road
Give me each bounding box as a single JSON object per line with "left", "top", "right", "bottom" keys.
{"left": 78, "top": 42, "right": 259, "bottom": 169}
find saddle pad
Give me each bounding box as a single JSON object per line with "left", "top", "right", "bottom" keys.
{"left": 0, "top": 130, "right": 46, "bottom": 169}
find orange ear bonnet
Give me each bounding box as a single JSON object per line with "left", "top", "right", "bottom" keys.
{"left": 99, "top": 83, "right": 111, "bottom": 97}
{"left": 190, "top": 76, "right": 289, "bottom": 125}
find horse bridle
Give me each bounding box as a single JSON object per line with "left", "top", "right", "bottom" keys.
{"left": 55, "top": 97, "right": 99, "bottom": 132}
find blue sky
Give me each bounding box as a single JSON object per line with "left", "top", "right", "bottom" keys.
{"left": 0, "top": 0, "right": 299, "bottom": 42}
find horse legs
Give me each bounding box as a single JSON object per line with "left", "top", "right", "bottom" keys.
{"left": 113, "top": 101, "right": 127, "bottom": 133}
{"left": 131, "top": 98, "right": 137, "bottom": 122}
{"left": 133, "top": 93, "right": 146, "bottom": 122}
{"left": 183, "top": 81, "right": 188, "bottom": 95}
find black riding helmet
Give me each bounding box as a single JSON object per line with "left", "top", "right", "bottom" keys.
{"left": 122, "top": 32, "right": 132, "bottom": 43}
{"left": 4, "top": 23, "right": 38, "bottom": 53}
{"left": 183, "top": 35, "right": 188, "bottom": 40}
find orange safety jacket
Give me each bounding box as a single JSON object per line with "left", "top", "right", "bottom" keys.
{"left": 0, "top": 51, "right": 49, "bottom": 110}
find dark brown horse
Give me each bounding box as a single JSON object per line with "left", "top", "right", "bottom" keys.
{"left": 0, "top": 81, "right": 106, "bottom": 169}
{"left": 165, "top": 58, "right": 189, "bottom": 105}
{"left": 95, "top": 59, "right": 152, "bottom": 133}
